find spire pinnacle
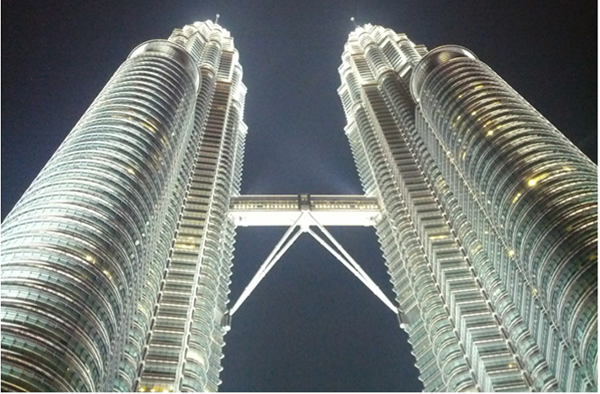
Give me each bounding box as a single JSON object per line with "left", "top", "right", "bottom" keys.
{"left": 350, "top": 16, "right": 357, "bottom": 28}
{"left": 215, "top": 13, "right": 220, "bottom": 24}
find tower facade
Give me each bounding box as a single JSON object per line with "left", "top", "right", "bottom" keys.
{"left": 1, "top": 20, "right": 597, "bottom": 393}
{"left": 338, "top": 24, "right": 597, "bottom": 391}
{"left": 1, "top": 21, "right": 246, "bottom": 392}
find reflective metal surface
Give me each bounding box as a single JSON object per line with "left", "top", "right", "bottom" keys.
{"left": 338, "top": 23, "right": 597, "bottom": 391}
{"left": 1, "top": 39, "right": 199, "bottom": 391}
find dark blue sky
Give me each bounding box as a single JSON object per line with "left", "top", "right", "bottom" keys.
{"left": 2, "top": 1, "right": 596, "bottom": 392}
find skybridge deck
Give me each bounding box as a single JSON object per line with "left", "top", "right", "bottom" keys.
{"left": 229, "top": 194, "right": 380, "bottom": 226}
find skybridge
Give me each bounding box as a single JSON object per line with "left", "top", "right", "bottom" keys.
{"left": 230, "top": 194, "right": 381, "bottom": 227}
{"left": 226, "top": 194, "right": 398, "bottom": 325}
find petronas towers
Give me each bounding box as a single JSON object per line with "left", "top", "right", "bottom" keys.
{"left": 338, "top": 24, "right": 596, "bottom": 391}
{"left": 1, "top": 20, "right": 597, "bottom": 392}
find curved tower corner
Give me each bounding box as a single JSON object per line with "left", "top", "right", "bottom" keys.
{"left": 338, "top": 24, "right": 597, "bottom": 391}
{"left": 130, "top": 21, "right": 247, "bottom": 393}
{"left": 1, "top": 20, "right": 247, "bottom": 393}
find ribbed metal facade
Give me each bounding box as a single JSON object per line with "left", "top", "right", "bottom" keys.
{"left": 2, "top": 19, "right": 596, "bottom": 393}
{"left": 131, "top": 22, "right": 247, "bottom": 393}
{"left": 338, "top": 24, "right": 597, "bottom": 391}
{"left": 1, "top": 21, "right": 246, "bottom": 392}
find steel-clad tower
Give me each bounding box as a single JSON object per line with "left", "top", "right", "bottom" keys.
{"left": 1, "top": 21, "right": 246, "bottom": 392}
{"left": 338, "top": 24, "right": 597, "bottom": 391}
{"left": 1, "top": 20, "right": 597, "bottom": 393}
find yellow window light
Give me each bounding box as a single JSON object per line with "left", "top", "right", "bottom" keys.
{"left": 508, "top": 250, "right": 515, "bottom": 257}
{"left": 527, "top": 173, "right": 548, "bottom": 187}
{"left": 429, "top": 235, "right": 448, "bottom": 241}
{"left": 142, "top": 120, "right": 156, "bottom": 132}
{"left": 127, "top": 168, "right": 135, "bottom": 175}
{"left": 512, "top": 192, "right": 522, "bottom": 204}
{"left": 175, "top": 242, "right": 195, "bottom": 250}
{"left": 139, "top": 388, "right": 145, "bottom": 392}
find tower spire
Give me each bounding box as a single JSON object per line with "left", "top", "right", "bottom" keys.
{"left": 350, "top": 16, "right": 357, "bottom": 28}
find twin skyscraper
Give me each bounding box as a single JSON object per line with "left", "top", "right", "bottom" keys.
{"left": 1, "top": 21, "right": 597, "bottom": 392}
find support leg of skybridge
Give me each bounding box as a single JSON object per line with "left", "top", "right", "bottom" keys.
{"left": 227, "top": 211, "right": 398, "bottom": 323}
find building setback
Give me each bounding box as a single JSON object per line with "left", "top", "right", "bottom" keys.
{"left": 1, "top": 21, "right": 246, "bottom": 392}
{"left": 338, "top": 24, "right": 597, "bottom": 391}
{"left": 1, "top": 21, "right": 597, "bottom": 392}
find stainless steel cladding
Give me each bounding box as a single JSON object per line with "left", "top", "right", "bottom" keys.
{"left": 338, "top": 24, "right": 597, "bottom": 391}
{"left": 416, "top": 46, "right": 597, "bottom": 387}
{"left": 1, "top": 21, "right": 247, "bottom": 393}
{"left": 1, "top": 39, "right": 199, "bottom": 391}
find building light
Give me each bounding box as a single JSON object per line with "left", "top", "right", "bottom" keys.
{"left": 429, "top": 235, "right": 448, "bottom": 241}
{"left": 512, "top": 192, "right": 522, "bottom": 204}
{"left": 128, "top": 168, "right": 135, "bottom": 175}
{"left": 527, "top": 173, "right": 548, "bottom": 187}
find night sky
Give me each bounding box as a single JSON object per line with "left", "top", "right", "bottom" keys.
{"left": 2, "top": 1, "right": 596, "bottom": 392}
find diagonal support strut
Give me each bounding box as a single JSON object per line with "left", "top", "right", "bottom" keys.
{"left": 306, "top": 227, "right": 397, "bottom": 314}
{"left": 228, "top": 211, "right": 398, "bottom": 318}
{"left": 229, "top": 213, "right": 304, "bottom": 316}
{"left": 306, "top": 212, "right": 398, "bottom": 314}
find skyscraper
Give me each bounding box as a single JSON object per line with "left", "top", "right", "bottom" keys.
{"left": 1, "top": 21, "right": 246, "bottom": 392}
{"left": 338, "top": 24, "right": 597, "bottom": 391}
{"left": 1, "top": 19, "right": 597, "bottom": 394}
